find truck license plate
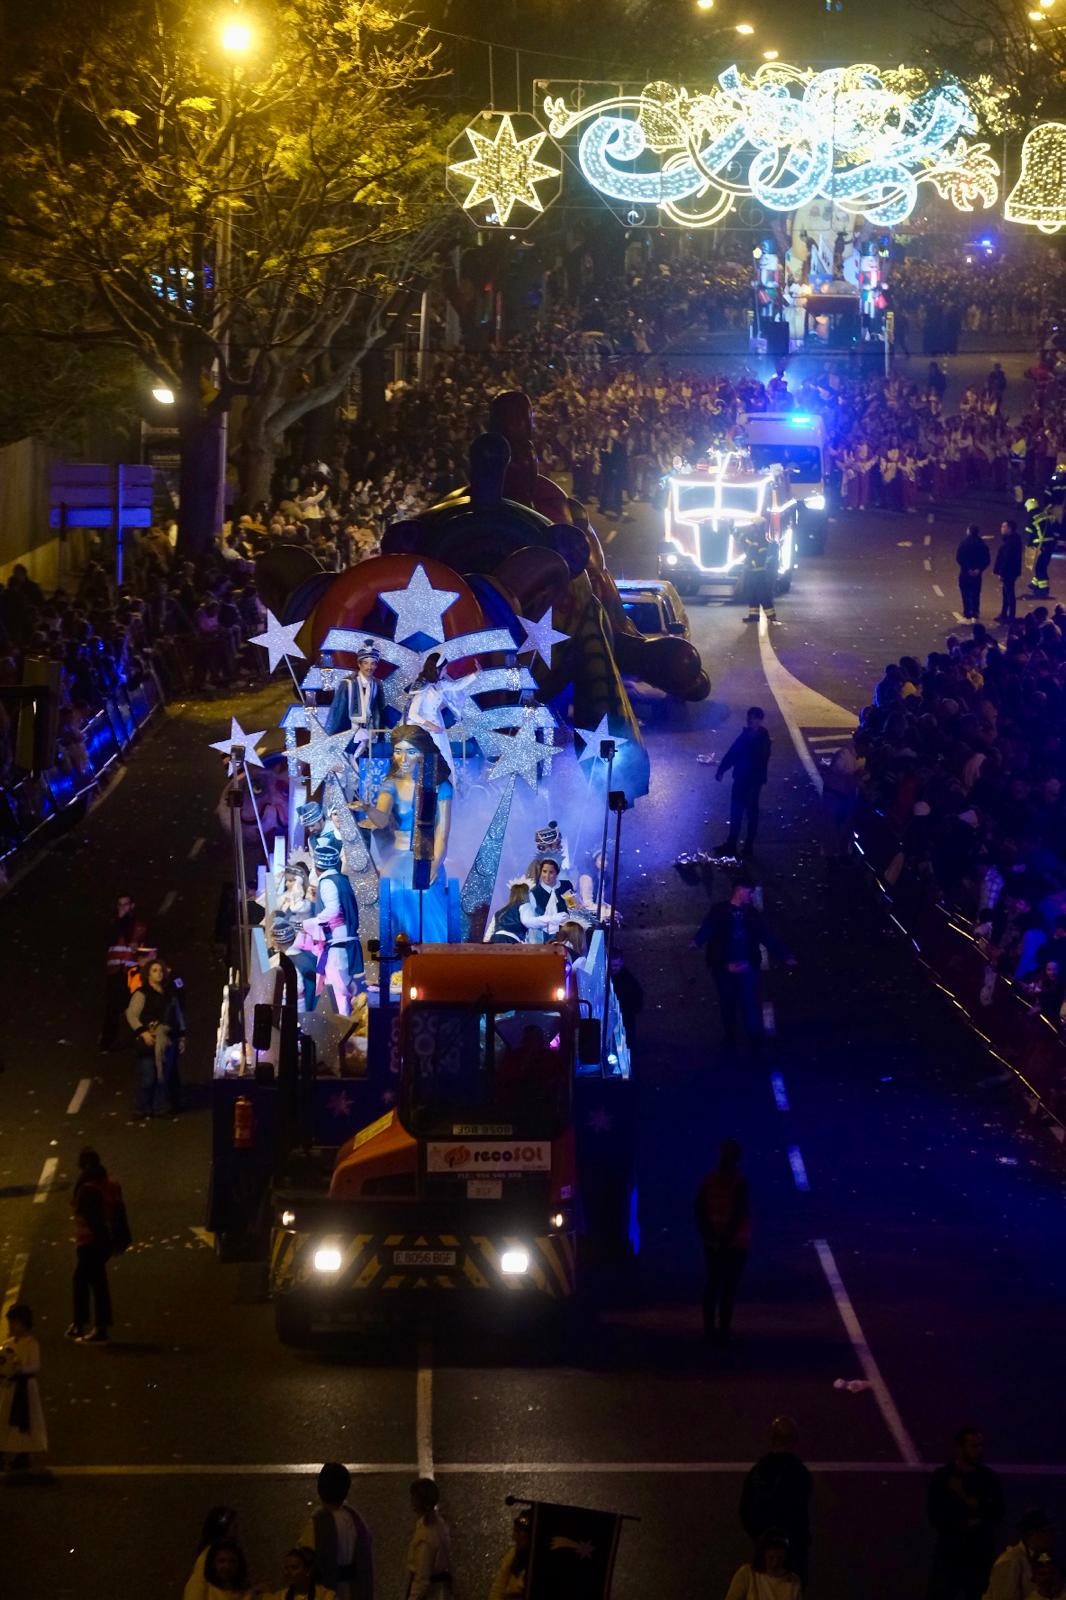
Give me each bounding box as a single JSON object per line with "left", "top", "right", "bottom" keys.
{"left": 393, "top": 1249, "right": 456, "bottom": 1267}
{"left": 467, "top": 1180, "right": 502, "bottom": 1199}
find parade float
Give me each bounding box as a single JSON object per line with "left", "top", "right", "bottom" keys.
{"left": 206, "top": 419, "right": 703, "bottom": 1342}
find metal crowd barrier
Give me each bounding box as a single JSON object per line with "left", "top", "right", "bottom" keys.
{"left": 0, "top": 666, "right": 165, "bottom": 869}
{"left": 855, "top": 806, "right": 1066, "bottom": 1131}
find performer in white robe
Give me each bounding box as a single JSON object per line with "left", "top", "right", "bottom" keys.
{"left": 405, "top": 655, "right": 477, "bottom": 777}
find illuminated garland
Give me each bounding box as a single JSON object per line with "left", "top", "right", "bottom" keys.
{"left": 1004, "top": 122, "right": 1066, "bottom": 234}
{"left": 541, "top": 63, "right": 999, "bottom": 228}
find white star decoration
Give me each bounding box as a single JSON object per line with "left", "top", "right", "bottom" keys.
{"left": 449, "top": 114, "right": 561, "bottom": 227}
{"left": 574, "top": 715, "right": 628, "bottom": 764}
{"left": 380, "top": 564, "right": 460, "bottom": 646}
{"left": 297, "top": 715, "right": 363, "bottom": 793}
{"left": 210, "top": 716, "right": 266, "bottom": 769}
{"left": 248, "top": 609, "right": 306, "bottom": 673}
{"left": 516, "top": 608, "right": 569, "bottom": 669}
{"left": 487, "top": 711, "right": 558, "bottom": 791}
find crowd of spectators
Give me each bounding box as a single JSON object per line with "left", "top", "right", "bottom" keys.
{"left": 0, "top": 543, "right": 268, "bottom": 833}
{"left": 858, "top": 602, "right": 1066, "bottom": 1029}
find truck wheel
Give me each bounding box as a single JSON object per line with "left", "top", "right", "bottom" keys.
{"left": 275, "top": 1295, "right": 312, "bottom": 1348}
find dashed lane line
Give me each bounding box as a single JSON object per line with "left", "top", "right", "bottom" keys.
{"left": 770, "top": 1073, "right": 790, "bottom": 1111}
{"left": 66, "top": 1079, "right": 92, "bottom": 1116}
{"left": 158, "top": 889, "right": 177, "bottom": 915}
{"left": 932, "top": 583, "right": 945, "bottom": 597}
{"left": 787, "top": 1147, "right": 810, "bottom": 1192}
{"left": 923, "top": 533, "right": 932, "bottom": 546}
{"left": 187, "top": 837, "right": 206, "bottom": 860}
{"left": 923, "top": 558, "right": 932, "bottom": 572}
{"left": 761, "top": 1001, "right": 776, "bottom": 1035}
{"left": 814, "top": 1238, "right": 921, "bottom": 1467}
{"left": 33, "top": 1157, "right": 59, "bottom": 1204}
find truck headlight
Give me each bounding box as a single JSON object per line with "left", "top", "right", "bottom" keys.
{"left": 805, "top": 494, "right": 826, "bottom": 511}
{"left": 549, "top": 1211, "right": 567, "bottom": 1232}
{"left": 664, "top": 551, "right": 679, "bottom": 567}
{"left": 313, "top": 1245, "right": 342, "bottom": 1273}
{"left": 500, "top": 1247, "right": 530, "bottom": 1275}
{"left": 281, "top": 1209, "right": 296, "bottom": 1228}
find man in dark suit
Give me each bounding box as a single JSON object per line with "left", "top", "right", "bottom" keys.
{"left": 325, "top": 641, "right": 388, "bottom": 737}
{"left": 691, "top": 875, "right": 795, "bottom": 1053}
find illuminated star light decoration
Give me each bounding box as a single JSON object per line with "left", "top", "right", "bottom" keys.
{"left": 248, "top": 609, "right": 306, "bottom": 673}
{"left": 1004, "top": 122, "right": 1066, "bottom": 234}
{"left": 448, "top": 111, "right": 562, "bottom": 228}
{"left": 210, "top": 716, "right": 266, "bottom": 770}
{"left": 516, "top": 609, "right": 569, "bottom": 670}
{"left": 380, "top": 563, "right": 460, "bottom": 646}
{"left": 534, "top": 63, "right": 999, "bottom": 230}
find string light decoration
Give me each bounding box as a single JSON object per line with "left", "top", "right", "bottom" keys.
{"left": 1004, "top": 122, "right": 1066, "bottom": 233}
{"left": 447, "top": 111, "right": 562, "bottom": 228}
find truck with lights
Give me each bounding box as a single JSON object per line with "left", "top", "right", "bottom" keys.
{"left": 209, "top": 933, "right": 633, "bottom": 1346}
{"left": 658, "top": 449, "right": 799, "bottom": 598}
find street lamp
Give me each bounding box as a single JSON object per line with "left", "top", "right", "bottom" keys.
{"left": 695, "top": 0, "right": 715, "bottom": 10}
{"left": 151, "top": 385, "right": 176, "bottom": 405}
{"left": 221, "top": 17, "right": 252, "bottom": 53}
{"left": 762, "top": 47, "right": 779, "bottom": 58}
{"left": 735, "top": 21, "right": 755, "bottom": 33}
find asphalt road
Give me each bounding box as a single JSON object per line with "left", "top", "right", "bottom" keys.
{"left": 3, "top": 419, "right": 1066, "bottom": 1599}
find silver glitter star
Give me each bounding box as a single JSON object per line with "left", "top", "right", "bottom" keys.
{"left": 486, "top": 710, "right": 558, "bottom": 791}
{"left": 574, "top": 714, "right": 629, "bottom": 764}
{"left": 210, "top": 716, "right": 266, "bottom": 769}
{"left": 516, "top": 608, "right": 569, "bottom": 669}
{"left": 296, "top": 714, "right": 363, "bottom": 793}
{"left": 380, "top": 563, "right": 460, "bottom": 646}
{"left": 248, "top": 609, "right": 307, "bottom": 673}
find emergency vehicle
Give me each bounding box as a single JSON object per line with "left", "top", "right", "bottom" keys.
{"left": 210, "top": 931, "right": 633, "bottom": 1346}
{"left": 744, "top": 412, "right": 829, "bottom": 555}
{"left": 658, "top": 449, "right": 797, "bottom": 598}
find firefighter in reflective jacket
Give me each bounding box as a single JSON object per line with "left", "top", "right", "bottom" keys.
{"left": 1027, "top": 498, "right": 1057, "bottom": 596}
{"left": 742, "top": 521, "right": 781, "bottom": 626}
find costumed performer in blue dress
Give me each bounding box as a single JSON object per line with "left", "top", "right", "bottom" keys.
{"left": 353, "top": 724, "right": 453, "bottom": 943}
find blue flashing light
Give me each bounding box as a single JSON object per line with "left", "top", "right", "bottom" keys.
{"left": 789, "top": 414, "right": 815, "bottom": 425}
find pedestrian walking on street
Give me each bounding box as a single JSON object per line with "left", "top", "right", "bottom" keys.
{"left": 0, "top": 1303, "right": 47, "bottom": 1472}
{"left": 691, "top": 875, "right": 796, "bottom": 1055}
{"left": 694, "top": 1139, "right": 751, "bottom": 1347}
{"left": 956, "top": 525, "right": 991, "bottom": 621}
{"left": 404, "top": 1478, "right": 452, "bottom": 1600}
{"left": 716, "top": 707, "right": 772, "bottom": 858}
{"left": 126, "top": 957, "right": 183, "bottom": 1117}
{"left": 994, "top": 521, "right": 1023, "bottom": 623}
{"left": 739, "top": 1417, "right": 813, "bottom": 1586}
{"left": 925, "top": 1425, "right": 1004, "bottom": 1600}
{"left": 488, "top": 1511, "right": 532, "bottom": 1600}
{"left": 982, "top": 1506, "right": 1056, "bottom": 1599}
{"left": 724, "top": 1531, "right": 802, "bottom": 1600}
{"left": 300, "top": 1463, "right": 374, "bottom": 1600}
{"left": 67, "top": 1147, "right": 126, "bottom": 1345}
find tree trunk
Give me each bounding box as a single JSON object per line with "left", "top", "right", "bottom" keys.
{"left": 177, "top": 400, "right": 225, "bottom": 560}
{"left": 242, "top": 431, "right": 278, "bottom": 509}
{"left": 176, "top": 339, "right": 225, "bottom": 560}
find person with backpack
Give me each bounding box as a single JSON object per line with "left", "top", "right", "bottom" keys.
{"left": 67, "top": 1147, "right": 130, "bottom": 1345}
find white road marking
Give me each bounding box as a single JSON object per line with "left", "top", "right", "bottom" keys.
{"left": 66, "top": 1079, "right": 92, "bottom": 1116}
{"left": 932, "top": 583, "right": 945, "bottom": 597}
{"left": 762, "top": 1001, "right": 776, "bottom": 1035}
{"left": 897, "top": 540, "right": 913, "bottom": 548}
{"left": 33, "top": 1156, "right": 59, "bottom": 1203}
{"left": 158, "top": 890, "right": 177, "bottom": 915}
{"left": 416, "top": 1337, "right": 435, "bottom": 1477}
{"left": 923, "top": 558, "right": 932, "bottom": 572}
{"left": 757, "top": 614, "right": 855, "bottom": 795}
{"left": 923, "top": 533, "right": 932, "bottom": 546}
{"left": 187, "top": 837, "right": 206, "bottom": 860}
{"left": 770, "top": 1072, "right": 790, "bottom": 1111}
{"left": 787, "top": 1147, "right": 810, "bottom": 1191}
{"left": 807, "top": 732, "right": 847, "bottom": 744}
{"left": 1, "top": 1253, "right": 28, "bottom": 1321}
{"left": 814, "top": 1237, "right": 921, "bottom": 1466}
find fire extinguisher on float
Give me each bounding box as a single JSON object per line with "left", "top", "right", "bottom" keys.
{"left": 233, "top": 1095, "right": 255, "bottom": 1150}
